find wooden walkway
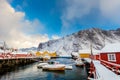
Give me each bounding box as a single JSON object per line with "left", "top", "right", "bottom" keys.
{"left": 84, "top": 58, "right": 120, "bottom": 80}
{"left": 93, "top": 61, "right": 120, "bottom": 80}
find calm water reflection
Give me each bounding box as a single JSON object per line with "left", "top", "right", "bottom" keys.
{"left": 0, "top": 58, "right": 87, "bottom": 80}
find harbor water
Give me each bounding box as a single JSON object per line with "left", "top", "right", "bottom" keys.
{"left": 0, "top": 58, "right": 88, "bottom": 80}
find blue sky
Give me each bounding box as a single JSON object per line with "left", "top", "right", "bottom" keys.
{"left": 10, "top": 0, "right": 64, "bottom": 38}
{"left": 1, "top": 0, "right": 120, "bottom": 48}
{"left": 10, "top": 0, "right": 120, "bottom": 38}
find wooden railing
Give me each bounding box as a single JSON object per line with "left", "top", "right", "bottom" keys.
{"left": 0, "top": 53, "right": 36, "bottom": 59}
{"left": 100, "top": 60, "right": 120, "bottom": 74}
{"left": 88, "top": 61, "right": 102, "bottom": 80}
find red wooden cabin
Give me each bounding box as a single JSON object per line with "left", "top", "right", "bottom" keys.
{"left": 100, "top": 52, "right": 120, "bottom": 64}
{"left": 100, "top": 52, "right": 120, "bottom": 74}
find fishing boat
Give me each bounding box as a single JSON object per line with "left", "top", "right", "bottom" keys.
{"left": 65, "top": 65, "right": 73, "bottom": 70}
{"left": 42, "top": 64, "right": 65, "bottom": 71}
{"left": 42, "top": 61, "right": 65, "bottom": 71}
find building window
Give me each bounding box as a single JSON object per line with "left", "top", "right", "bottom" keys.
{"left": 107, "top": 54, "right": 116, "bottom": 62}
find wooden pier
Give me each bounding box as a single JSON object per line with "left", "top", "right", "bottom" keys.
{"left": 0, "top": 57, "right": 41, "bottom": 75}
{"left": 83, "top": 58, "right": 120, "bottom": 80}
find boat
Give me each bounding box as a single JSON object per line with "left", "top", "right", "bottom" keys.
{"left": 71, "top": 52, "right": 79, "bottom": 60}
{"left": 37, "top": 63, "right": 48, "bottom": 68}
{"left": 75, "top": 58, "right": 84, "bottom": 67}
{"left": 42, "top": 61, "right": 65, "bottom": 71}
{"left": 65, "top": 65, "right": 73, "bottom": 70}
{"left": 42, "top": 64, "right": 65, "bottom": 71}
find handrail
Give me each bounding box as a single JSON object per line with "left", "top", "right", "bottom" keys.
{"left": 100, "top": 60, "right": 120, "bottom": 67}
{"left": 100, "top": 59, "right": 120, "bottom": 74}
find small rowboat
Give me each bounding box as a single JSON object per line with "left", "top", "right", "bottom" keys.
{"left": 42, "top": 64, "right": 65, "bottom": 71}
{"left": 65, "top": 65, "right": 73, "bottom": 70}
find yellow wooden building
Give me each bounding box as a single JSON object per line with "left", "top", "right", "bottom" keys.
{"left": 79, "top": 53, "right": 90, "bottom": 58}
{"left": 49, "top": 52, "right": 57, "bottom": 57}
{"left": 35, "top": 51, "right": 57, "bottom": 58}
{"left": 79, "top": 50, "right": 90, "bottom": 58}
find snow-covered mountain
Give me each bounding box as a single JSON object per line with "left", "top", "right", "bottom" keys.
{"left": 38, "top": 28, "right": 120, "bottom": 55}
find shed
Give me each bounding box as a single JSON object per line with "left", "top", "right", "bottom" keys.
{"left": 100, "top": 43, "right": 120, "bottom": 64}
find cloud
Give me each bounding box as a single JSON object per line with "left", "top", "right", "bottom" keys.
{"left": 0, "top": 0, "right": 49, "bottom": 48}
{"left": 61, "top": 0, "right": 97, "bottom": 28}
{"left": 61, "top": 0, "right": 120, "bottom": 28}
{"left": 52, "top": 35, "right": 60, "bottom": 40}
{"left": 100, "top": 0, "right": 120, "bottom": 23}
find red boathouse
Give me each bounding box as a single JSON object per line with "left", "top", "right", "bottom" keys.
{"left": 100, "top": 52, "right": 120, "bottom": 64}
{"left": 99, "top": 43, "right": 120, "bottom": 74}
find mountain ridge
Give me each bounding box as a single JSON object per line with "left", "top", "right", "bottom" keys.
{"left": 38, "top": 28, "right": 120, "bottom": 55}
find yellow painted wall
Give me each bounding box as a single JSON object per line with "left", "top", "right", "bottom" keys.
{"left": 36, "top": 51, "right": 57, "bottom": 57}
{"left": 36, "top": 52, "right": 43, "bottom": 57}
{"left": 50, "top": 52, "right": 57, "bottom": 57}
{"left": 80, "top": 53, "right": 90, "bottom": 58}
{"left": 43, "top": 51, "right": 53, "bottom": 57}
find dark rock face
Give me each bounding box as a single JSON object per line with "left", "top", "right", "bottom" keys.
{"left": 38, "top": 28, "right": 120, "bottom": 55}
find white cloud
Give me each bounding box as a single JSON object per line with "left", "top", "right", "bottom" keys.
{"left": 100, "top": 0, "right": 120, "bottom": 23}
{"left": 0, "top": 0, "right": 49, "bottom": 48}
{"left": 61, "top": 0, "right": 97, "bottom": 28}
{"left": 52, "top": 35, "right": 60, "bottom": 40}
{"left": 61, "top": 0, "right": 120, "bottom": 28}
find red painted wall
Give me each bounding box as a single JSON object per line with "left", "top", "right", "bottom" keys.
{"left": 93, "top": 55, "right": 99, "bottom": 60}
{"left": 115, "top": 52, "right": 120, "bottom": 64}
{"left": 100, "top": 52, "right": 120, "bottom": 64}
{"left": 100, "top": 53, "right": 108, "bottom": 61}
{"left": 95, "top": 55, "right": 99, "bottom": 60}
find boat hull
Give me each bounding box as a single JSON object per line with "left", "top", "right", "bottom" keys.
{"left": 75, "top": 64, "right": 84, "bottom": 67}
{"left": 43, "top": 66, "right": 65, "bottom": 71}
{"left": 42, "top": 64, "right": 65, "bottom": 71}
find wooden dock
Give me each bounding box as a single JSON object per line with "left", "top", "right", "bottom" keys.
{"left": 84, "top": 58, "right": 120, "bottom": 80}
{"left": 0, "top": 57, "right": 41, "bottom": 74}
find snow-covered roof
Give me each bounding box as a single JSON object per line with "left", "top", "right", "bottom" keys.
{"left": 101, "top": 43, "right": 120, "bottom": 53}
{"left": 0, "top": 49, "right": 4, "bottom": 53}
{"left": 79, "top": 49, "right": 100, "bottom": 54}
{"left": 12, "top": 51, "right": 28, "bottom": 54}
{"left": 0, "top": 49, "right": 11, "bottom": 53}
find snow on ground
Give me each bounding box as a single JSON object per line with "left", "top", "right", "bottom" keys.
{"left": 93, "top": 61, "right": 120, "bottom": 80}
{"left": 84, "top": 58, "right": 91, "bottom": 63}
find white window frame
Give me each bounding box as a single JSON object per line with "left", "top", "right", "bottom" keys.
{"left": 107, "top": 53, "right": 116, "bottom": 62}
